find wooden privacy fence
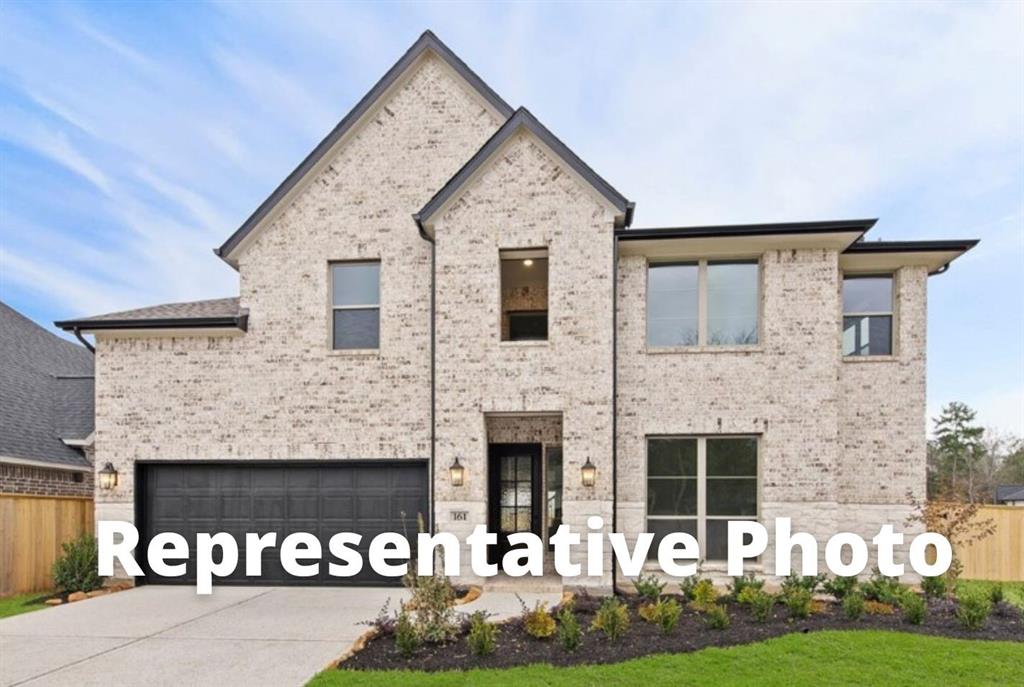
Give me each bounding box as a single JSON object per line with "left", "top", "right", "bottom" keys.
{"left": 0, "top": 494, "right": 94, "bottom": 596}
{"left": 958, "top": 505, "right": 1024, "bottom": 582}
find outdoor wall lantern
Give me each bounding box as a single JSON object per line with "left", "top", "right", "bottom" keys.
{"left": 449, "top": 457, "right": 465, "bottom": 487}
{"left": 98, "top": 462, "right": 119, "bottom": 490}
{"left": 581, "top": 457, "right": 597, "bottom": 488}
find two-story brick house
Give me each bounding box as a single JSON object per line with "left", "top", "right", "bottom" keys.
{"left": 57, "top": 31, "right": 976, "bottom": 589}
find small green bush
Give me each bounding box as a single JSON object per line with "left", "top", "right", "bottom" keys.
{"left": 920, "top": 575, "right": 947, "bottom": 599}
{"left": 592, "top": 597, "right": 630, "bottom": 642}
{"left": 822, "top": 575, "right": 858, "bottom": 600}
{"left": 703, "top": 603, "right": 730, "bottom": 630}
{"left": 522, "top": 601, "right": 556, "bottom": 639}
{"left": 633, "top": 572, "right": 666, "bottom": 602}
{"left": 780, "top": 572, "right": 825, "bottom": 596}
{"left": 956, "top": 595, "right": 991, "bottom": 631}
{"left": 52, "top": 534, "right": 102, "bottom": 594}
{"left": 843, "top": 591, "right": 866, "bottom": 620}
{"left": 862, "top": 568, "right": 908, "bottom": 605}
{"left": 557, "top": 606, "right": 582, "bottom": 652}
{"left": 783, "top": 587, "right": 813, "bottom": 619}
{"left": 749, "top": 590, "right": 775, "bottom": 622}
{"left": 736, "top": 585, "right": 762, "bottom": 606}
{"left": 989, "top": 583, "right": 1004, "bottom": 605}
{"left": 639, "top": 597, "right": 681, "bottom": 634}
{"left": 900, "top": 593, "right": 926, "bottom": 625}
{"left": 467, "top": 611, "right": 498, "bottom": 656}
{"left": 728, "top": 573, "right": 764, "bottom": 600}
{"left": 409, "top": 573, "right": 457, "bottom": 643}
{"left": 395, "top": 605, "right": 419, "bottom": 657}
{"left": 691, "top": 579, "right": 719, "bottom": 607}
{"left": 678, "top": 575, "right": 700, "bottom": 602}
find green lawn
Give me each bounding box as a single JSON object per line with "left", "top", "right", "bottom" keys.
{"left": 308, "top": 631, "right": 1023, "bottom": 687}
{"left": 0, "top": 592, "right": 49, "bottom": 619}
{"left": 958, "top": 580, "right": 1024, "bottom": 609}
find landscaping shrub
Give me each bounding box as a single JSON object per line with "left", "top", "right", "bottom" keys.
{"left": 639, "top": 597, "right": 681, "bottom": 635}
{"left": 862, "top": 568, "right": 908, "bottom": 605}
{"left": 633, "top": 572, "right": 665, "bottom": 602}
{"left": 678, "top": 575, "right": 700, "bottom": 602}
{"left": 394, "top": 605, "right": 419, "bottom": 658}
{"left": 409, "top": 573, "right": 457, "bottom": 643}
{"left": 780, "top": 572, "right": 825, "bottom": 596}
{"left": 843, "top": 591, "right": 866, "bottom": 620}
{"left": 467, "top": 612, "right": 498, "bottom": 656}
{"left": 749, "top": 590, "right": 775, "bottom": 622}
{"left": 736, "top": 586, "right": 762, "bottom": 606}
{"left": 988, "top": 583, "right": 1004, "bottom": 605}
{"left": 691, "top": 579, "right": 719, "bottom": 608}
{"left": 900, "top": 593, "right": 927, "bottom": 625}
{"left": 864, "top": 600, "right": 895, "bottom": 616}
{"left": 920, "top": 574, "right": 947, "bottom": 599}
{"left": 592, "top": 597, "right": 630, "bottom": 642}
{"left": 521, "top": 600, "right": 556, "bottom": 639}
{"left": 557, "top": 606, "right": 582, "bottom": 652}
{"left": 822, "top": 575, "right": 858, "bottom": 600}
{"left": 703, "top": 603, "right": 730, "bottom": 630}
{"left": 783, "top": 587, "right": 813, "bottom": 619}
{"left": 956, "top": 594, "right": 991, "bottom": 631}
{"left": 52, "top": 534, "right": 102, "bottom": 594}
{"left": 728, "top": 572, "right": 764, "bottom": 600}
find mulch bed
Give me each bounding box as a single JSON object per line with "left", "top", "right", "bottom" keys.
{"left": 342, "top": 593, "right": 1024, "bottom": 672}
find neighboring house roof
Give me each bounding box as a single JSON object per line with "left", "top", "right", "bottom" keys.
{"left": 55, "top": 297, "right": 248, "bottom": 332}
{"left": 0, "top": 301, "right": 94, "bottom": 469}
{"left": 215, "top": 30, "right": 515, "bottom": 267}
{"left": 415, "top": 107, "right": 634, "bottom": 231}
{"left": 995, "top": 485, "right": 1024, "bottom": 503}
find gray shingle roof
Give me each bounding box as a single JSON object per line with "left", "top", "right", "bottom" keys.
{"left": 0, "top": 301, "right": 94, "bottom": 468}
{"left": 55, "top": 297, "right": 247, "bottom": 331}
{"left": 995, "top": 485, "right": 1024, "bottom": 503}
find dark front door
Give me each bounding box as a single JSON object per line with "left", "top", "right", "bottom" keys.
{"left": 488, "top": 443, "right": 543, "bottom": 566}
{"left": 137, "top": 461, "right": 427, "bottom": 586}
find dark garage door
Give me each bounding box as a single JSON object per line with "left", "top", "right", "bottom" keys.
{"left": 138, "top": 461, "right": 428, "bottom": 586}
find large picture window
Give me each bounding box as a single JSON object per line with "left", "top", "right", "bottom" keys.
{"left": 842, "top": 274, "right": 893, "bottom": 356}
{"left": 647, "top": 260, "right": 759, "bottom": 347}
{"left": 331, "top": 261, "right": 380, "bottom": 349}
{"left": 646, "top": 436, "right": 758, "bottom": 561}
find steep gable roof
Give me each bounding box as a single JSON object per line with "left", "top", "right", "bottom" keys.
{"left": 414, "top": 107, "right": 634, "bottom": 232}
{"left": 0, "top": 301, "right": 94, "bottom": 469}
{"left": 215, "top": 30, "right": 514, "bottom": 267}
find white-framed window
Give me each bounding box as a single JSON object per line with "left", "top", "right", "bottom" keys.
{"left": 331, "top": 261, "right": 380, "bottom": 349}
{"left": 646, "top": 436, "right": 758, "bottom": 561}
{"left": 647, "top": 259, "right": 759, "bottom": 347}
{"left": 842, "top": 274, "right": 893, "bottom": 356}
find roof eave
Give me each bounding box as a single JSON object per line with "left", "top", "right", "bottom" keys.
{"left": 55, "top": 314, "right": 248, "bottom": 333}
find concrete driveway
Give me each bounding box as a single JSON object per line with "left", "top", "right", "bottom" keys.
{"left": 0, "top": 586, "right": 406, "bottom": 687}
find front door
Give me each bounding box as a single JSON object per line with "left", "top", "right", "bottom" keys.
{"left": 488, "top": 443, "right": 543, "bottom": 566}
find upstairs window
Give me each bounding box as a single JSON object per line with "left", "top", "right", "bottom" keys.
{"left": 842, "top": 274, "right": 893, "bottom": 356}
{"left": 501, "top": 249, "right": 548, "bottom": 342}
{"left": 331, "top": 261, "right": 380, "bottom": 349}
{"left": 647, "top": 259, "right": 759, "bottom": 347}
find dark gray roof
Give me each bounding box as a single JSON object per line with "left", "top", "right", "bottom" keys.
{"left": 215, "top": 30, "right": 515, "bottom": 265}
{"left": 616, "top": 219, "right": 877, "bottom": 241}
{"left": 995, "top": 485, "right": 1024, "bottom": 503}
{"left": 55, "top": 297, "right": 247, "bottom": 332}
{"left": 0, "top": 301, "right": 94, "bottom": 468}
{"left": 415, "top": 107, "right": 634, "bottom": 229}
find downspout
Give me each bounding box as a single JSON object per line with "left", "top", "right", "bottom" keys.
{"left": 611, "top": 231, "right": 619, "bottom": 593}
{"left": 73, "top": 327, "right": 95, "bottom": 354}
{"left": 414, "top": 215, "right": 437, "bottom": 535}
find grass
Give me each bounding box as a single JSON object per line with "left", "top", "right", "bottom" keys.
{"left": 958, "top": 580, "right": 1024, "bottom": 609}
{"left": 307, "top": 631, "right": 1023, "bottom": 687}
{"left": 0, "top": 592, "right": 50, "bottom": 619}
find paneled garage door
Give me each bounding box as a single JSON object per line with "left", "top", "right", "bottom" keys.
{"left": 137, "top": 461, "right": 428, "bottom": 586}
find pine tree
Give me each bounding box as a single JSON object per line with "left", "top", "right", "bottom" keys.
{"left": 932, "top": 402, "right": 984, "bottom": 501}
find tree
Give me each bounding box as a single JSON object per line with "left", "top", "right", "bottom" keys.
{"left": 932, "top": 402, "right": 985, "bottom": 501}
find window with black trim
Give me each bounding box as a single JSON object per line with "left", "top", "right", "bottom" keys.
{"left": 331, "top": 261, "right": 380, "bottom": 349}
{"left": 842, "top": 274, "right": 893, "bottom": 356}
{"left": 500, "top": 249, "right": 548, "bottom": 342}
{"left": 646, "top": 436, "right": 758, "bottom": 560}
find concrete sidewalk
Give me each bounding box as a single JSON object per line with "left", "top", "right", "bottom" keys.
{"left": 0, "top": 586, "right": 563, "bottom": 687}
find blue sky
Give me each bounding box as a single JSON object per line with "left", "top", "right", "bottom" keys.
{"left": 1, "top": 1, "right": 1021, "bottom": 435}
